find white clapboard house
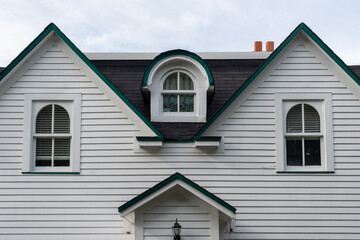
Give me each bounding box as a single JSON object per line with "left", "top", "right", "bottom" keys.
{"left": 1, "top": 22, "right": 360, "bottom": 240}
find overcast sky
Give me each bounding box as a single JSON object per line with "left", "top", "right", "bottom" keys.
{"left": 0, "top": 0, "right": 359, "bottom": 66}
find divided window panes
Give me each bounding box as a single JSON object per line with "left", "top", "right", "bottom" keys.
{"left": 34, "top": 104, "right": 71, "bottom": 167}
{"left": 163, "top": 72, "right": 195, "bottom": 113}
{"left": 285, "top": 103, "right": 321, "bottom": 166}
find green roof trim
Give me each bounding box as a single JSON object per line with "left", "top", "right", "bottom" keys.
{"left": 118, "top": 172, "right": 236, "bottom": 214}
{"left": 0, "top": 23, "right": 163, "bottom": 140}
{"left": 142, "top": 49, "right": 214, "bottom": 87}
{"left": 194, "top": 22, "right": 360, "bottom": 139}
{"left": 194, "top": 137, "right": 222, "bottom": 141}
{"left": 136, "top": 137, "right": 163, "bottom": 141}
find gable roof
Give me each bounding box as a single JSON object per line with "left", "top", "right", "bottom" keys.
{"left": 0, "top": 23, "right": 163, "bottom": 139}
{"left": 194, "top": 22, "right": 360, "bottom": 139}
{"left": 118, "top": 172, "right": 236, "bottom": 217}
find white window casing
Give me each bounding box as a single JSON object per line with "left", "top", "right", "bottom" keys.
{"left": 23, "top": 94, "right": 81, "bottom": 173}
{"left": 148, "top": 56, "right": 209, "bottom": 122}
{"left": 275, "top": 93, "right": 334, "bottom": 172}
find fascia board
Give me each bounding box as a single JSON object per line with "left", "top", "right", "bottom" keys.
{"left": 118, "top": 173, "right": 236, "bottom": 217}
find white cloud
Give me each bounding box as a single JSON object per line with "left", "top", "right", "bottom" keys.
{"left": 0, "top": 0, "right": 359, "bottom": 66}
{"left": 86, "top": 34, "right": 110, "bottom": 47}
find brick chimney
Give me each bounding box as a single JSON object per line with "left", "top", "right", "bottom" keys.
{"left": 254, "top": 41, "right": 262, "bottom": 52}
{"left": 266, "top": 41, "right": 274, "bottom": 52}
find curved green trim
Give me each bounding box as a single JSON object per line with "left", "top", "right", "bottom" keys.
{"left": 0, "top": 23, "right": 163, "bottom": 139}
{"left": 194, "top": 22, "right": 360, "bottom": 139}
{"left": 142, "top": 49, "right": 214, "bottom": 87}
{"left": 118, "top": 172, "right": 236, "bottom": 214}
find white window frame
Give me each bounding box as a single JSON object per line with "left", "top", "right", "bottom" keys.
{"left": 148, "top": 56, "right": 208, "bottom": 122}
{"left": 23, "top": 94, "right": 81, "bottom": 173}
{"left": 275, "top": 93, "right": 334, "bottom": 172}
{"left": 161, "top": 70, "right": 196, "bottom": 116}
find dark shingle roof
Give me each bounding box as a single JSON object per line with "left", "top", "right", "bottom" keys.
{"left": 91, "top": 59, "right": 265, "bottom": 140}
{"left": 349, "top": 65, "right": 360, "bottom": 77}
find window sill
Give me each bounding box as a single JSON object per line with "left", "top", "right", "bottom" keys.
{"left": 276, "top": 171, "right": 334, "bottom": 174}
{"left": 22, "top": 172, "right": 80, "bottom": 175}
{"left": 151, "top": 114, "right": 206, "bottom": 122}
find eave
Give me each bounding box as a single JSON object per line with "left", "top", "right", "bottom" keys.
{"left": 118, "top": 172, "right": 236, "bottom": 218}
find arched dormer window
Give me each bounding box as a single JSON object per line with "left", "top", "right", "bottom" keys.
{"left": 162, "top": 71, "right": 195, "bottom": 113}
{"left": 142, "top": 50, "right": 214, "bottom": 122}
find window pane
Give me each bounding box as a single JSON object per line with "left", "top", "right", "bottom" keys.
{"left": 54, "top": 138, "right": 70, "bottom": 167}
{"left": 286, "top": 139, "right": 303, "bottom": 166}
{"left": 180, "top": 95, "right": 194, "bottom": 112}
{"left": 305, "top": 139, "right": 321, "bottom": 166}
{"left": 54, "top": 105, "right": 70, "bottom": 133}
{"left": 163, "top": 73, "right": 178, "bottom": 90}
{"left": 179, "top": 73, "right": 194, "bottom": 90}
{"left": 36, "top": 105, "right": 52, "bottom": 134}
{"left": 286, "top": 104, "right": 302, "bottom": 133}
{"left": 304, "top": 104, "right": 320, "bottom": 133}
{"left": 35, "top": 138, "right": 52, "bottom": 167}
{"left": 163, "top": 94, "right": 177, "bottom": 112}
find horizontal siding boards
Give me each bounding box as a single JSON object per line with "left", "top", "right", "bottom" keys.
{"left": 0, "top": 42, "right": 142, "bottom": 238}
{"left": 212, "top": 44, "right": 360, "bottom": 239}
{"left": 143, "top": 196, "right": 210, "bottom": 240}
{"left": 1, "top": 43, "right": 360, "bottom": 240}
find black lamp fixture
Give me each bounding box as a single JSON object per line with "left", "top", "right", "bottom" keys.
{"left": 172, "top": 218, "right": 182, "bottom": 240}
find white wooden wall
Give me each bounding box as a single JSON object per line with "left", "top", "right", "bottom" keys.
{"left": 1, "top": 33, "right": 360, "bottom": 240}
{"left": 206, "top": 41, "right": 360, "bottom": 239}
{"left": 142, "top": 193, "right": 211, "bottom": 240}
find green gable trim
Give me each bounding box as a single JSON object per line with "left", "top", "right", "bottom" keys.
{"left": 118, "top": 172, "right": 236, "bottom": 214}
{"left": 194, "top": 22, "right": 360, "bottom": 139}
{"left": 0, "top": 24, "right": 55, "bottom": 82}
{"left": 0, "top": 23, "right": 163, "bottom": 140}
{"left": 142, "top": 49, "right": 214, "bottom": 87}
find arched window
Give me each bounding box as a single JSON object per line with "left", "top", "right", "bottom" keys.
{"left": 34, "top": 104, "right": 71, "bottom": 167}
{"left": 162, "top": 71, "right": 195, "bottom": 113}
{"left": 285, "top": 103, "right": 321, "bottom": 166}
{"left": 144, "top": 51, "right": 212, "bottom": 122}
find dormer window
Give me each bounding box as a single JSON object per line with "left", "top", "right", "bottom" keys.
{"left": 162, "top": 71, "right": 195, "bottom": 113}
{"left": 143, "top": 50, "right": 213, "bottom": 123}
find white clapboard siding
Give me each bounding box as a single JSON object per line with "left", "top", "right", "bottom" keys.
{"left": 143, "top": 195, "right": 211, "bottom": 240}
{"left": 0, "top": 40, "right": 141, "bottom": 239}
{"left": 1, "top": 38, "right": 360, "bottom": 240}
{"left": 209, "top": 44, "right": 360, "bottom": 239}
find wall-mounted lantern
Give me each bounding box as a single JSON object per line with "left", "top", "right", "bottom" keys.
{"left": 172, "top": 218, "right": 182, "bottom": 240}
